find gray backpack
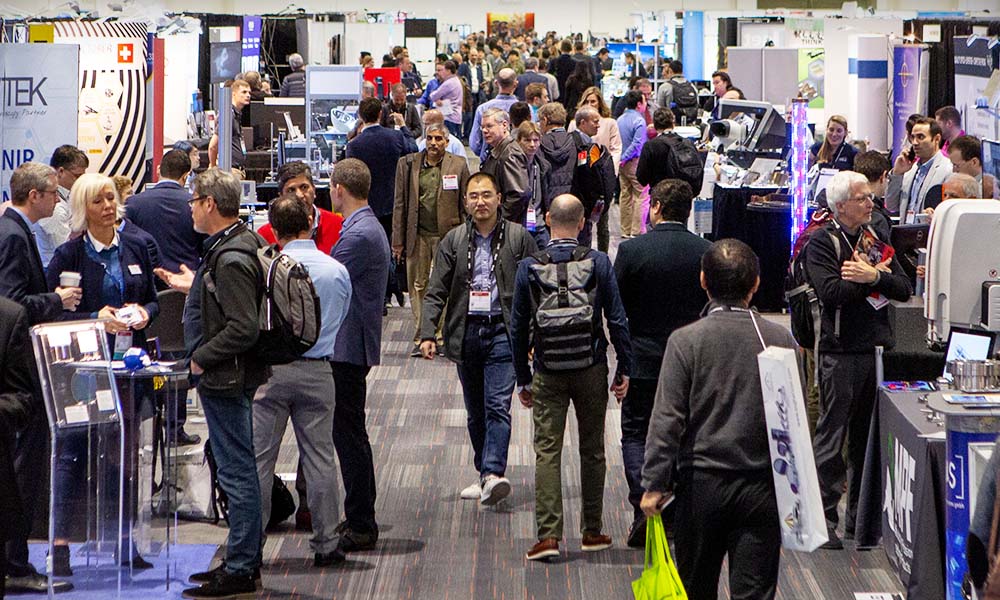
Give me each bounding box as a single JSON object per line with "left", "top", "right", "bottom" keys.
{"left": 528, "top": 246, "right": 598, "bottom": 371}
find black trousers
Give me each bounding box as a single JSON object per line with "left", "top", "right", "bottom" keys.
{"left": 621, "top": 378, "right": 657, "bottom": 520}
{"left": 4, "top": 407, "right": 48, "bottom": 576}
{"left": 331, "top": 361, "right": 377, "bottom": 534}
{"left": 377, "top": 213, "right": 400, "bottom": 299}
{"left": 814, "top": 351, "right": 876, "bottom": 529}
{"left": 673, "top": 469, "right": 780, "bottom": 600}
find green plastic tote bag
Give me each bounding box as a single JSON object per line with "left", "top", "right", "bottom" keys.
{"left": 632, "top": 515, "right": 688, "bottom": 600}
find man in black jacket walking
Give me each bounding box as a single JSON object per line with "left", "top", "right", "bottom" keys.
{"left": 614, "top": 179, "right": 710, "bottom": 547}
{"left": 182, "top": 169, "right": 270, "bottom": 599}
{"left": 805, "top": 170, "right": 911, "bottom": 549}
{"left": 419, "top": 172, "right": 537, "bottom": 506}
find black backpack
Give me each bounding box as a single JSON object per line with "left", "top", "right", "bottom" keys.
{"left": 668, "top": 79, "right": 699, "bottom": 124}
{"left": 527, "top": 246, "right": 598, "bottom": 371}
{"left": 205, "top": 243, "right": 322, "bottom": 366}
{"left": 570, "top": 131, "right": 616, "bottom": 217}
{"left": 784, "top": 225, "right": 841, "bottom": 361}
{"left": 205, "top": 439, "right": 297, "bottom": 528}
{"left": 662, "top": 132, "right": 704, "bottom": 196}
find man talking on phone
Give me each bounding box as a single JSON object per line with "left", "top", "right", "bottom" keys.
{"left": 510, "top": 194, "right": 633, "bottom": 562}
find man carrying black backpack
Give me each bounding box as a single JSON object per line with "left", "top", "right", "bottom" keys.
{"left": 511, "top": 194, "right": 633, "bottom": 562}
{"left": 637, "top": 108, "right": 704, "bottom": 199}
{"left": 654, "top": 60, "right": 699, "bottom": 126}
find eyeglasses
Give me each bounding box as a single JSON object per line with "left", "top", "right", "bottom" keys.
{"left": 849, "top": 193, "right": 874, "bottom": 204}
{"left": 467, "top": 191, "right": 497, "bottom": 201}
{"left": 187, "top": 195, "right": 209, "bottom": 206}
{"left": 38, "top": 188, "right": 59, "bottom": 197}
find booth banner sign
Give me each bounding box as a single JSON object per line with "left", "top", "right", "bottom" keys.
{"left": 757, "top": 346, "right": 828, "bottom": 552}
{"left": 486, "top": 13, "right": 534, "bottom": 38}
{"left": 242, "top": 16, "right": 262, "bottom": 73}
{"left": 891, "top": 45, "right": 926, "bottom": 159}
{"left": 54, "top": 21, "right": 148, "bottom": 185}
{"left": 785, "top": 18, "right": 823, "bottom": 46}
{"left": 879, "top": 428, "right": 920, "bottom": 585}
{"left": 797, "top": 48, "right": 824, "bottom": 109}
{"left": 0, "top": 44, "right": 79, "bottom": 202}
{"left": 953, "top": 37, "right": 1000, "bottom": 142}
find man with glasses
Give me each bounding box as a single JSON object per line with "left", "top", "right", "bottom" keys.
{"left": 35, "top": 145, "right": 88, "bottom": 267}
{"left": 478, "top": 107, "right": 529, "bottom": 225}
{"left": 805, "top": 170, "right": 911, "bottom": 550}
{"left": 0, "top": 162, "right": 81, "bottom": 594}
{"left": 417, "top": 172, "right": 537, "bottom": 505}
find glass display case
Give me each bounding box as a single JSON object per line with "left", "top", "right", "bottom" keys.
{"left": 304, "top": 65, "right": 364, "bottom": 178}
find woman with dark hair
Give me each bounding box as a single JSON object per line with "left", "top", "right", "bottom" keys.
{"left": 562, "top": 60, "right": 594, "bottom": 119}
{"left": 810, "top": 115, "right": 857, "bottom": 171}
{"left": 705, "top": 70, "right": 735, "bottom": 113}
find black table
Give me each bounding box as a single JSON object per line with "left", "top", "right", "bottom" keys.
{"left": 710, "top": 184, "right": 781, "bottom": 242}
{"left": 745, "top": 201, "right": 792, "bottom": 312}
{"left": 856, "top": 388, "right": 946, "bottom": 600}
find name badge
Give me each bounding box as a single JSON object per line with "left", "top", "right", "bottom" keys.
{"left": 128, "top": 264, "right": 142, "bottom": 275}
{"left": 577, "top": 150, "right": 588, "bottom": 167}
{"left": 113, "top": 331, "right": 133, "bottom": 360}
{"left": 468, "top": 290, "right": 492, "bottom": 314}
{"left": 526, "top": 207, "right": 537, "bottom": 232}
{"left": 442, "top": 174, "right": 459, "bottom": 190}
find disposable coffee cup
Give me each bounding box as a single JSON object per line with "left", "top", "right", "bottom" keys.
{"left": 59, "top": 271, "right": 81, "bottom": 287}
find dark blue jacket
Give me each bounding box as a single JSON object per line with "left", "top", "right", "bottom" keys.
{"left": 0, "top": 208, "right": 61, "bottom": 325}
{"left": 331, "top": 206, "right": 391, "bottom": 368}
{"left": 514, "top": 70, "right": 549, "bottom": 101}
{"left": 345, "top": 124, "right": 418, "bottom": 217}
{"left": 125, "top": 181, "right": 206, "bottom": 272}
{"left": 510, "top": 239, "right": 633, "bottom": 386}
{"left": 614, "top": 222, "right": 711, "bottom": 379}
{"left": 46, "top": 232, "right": 160, "bottom": 346}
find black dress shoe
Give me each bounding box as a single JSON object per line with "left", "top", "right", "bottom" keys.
{"left": 820, "top": 527, "right": 844, "bottom": 550}
{"left": 182, "top": 571, "right": 256, "bottom": 599}
{"left": 172, "top": 428, "right": 202, "bottom": 447}
{"left": 5, "top": 572, "right": 74, "bottom": 594}
{"left": 626, "top": 516, "right": 647, "bottom": 549}
{"left": 189, "top": 563, "right": 261, "bottom": 588}
{"left": 314, "top": 548, "right": 346, "bottom": 567}
{"left": 123, "top": 555, "right": 154, "bottom": 570}
{"left": 337, "top": 527, "right": 378, "bottom": 552}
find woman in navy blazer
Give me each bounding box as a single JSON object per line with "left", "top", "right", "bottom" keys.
{"left": 45, "top": 173, "right": 159, "bottom": 575}
{"left": 46, "top": 174, "right": 159, "bottom": 345}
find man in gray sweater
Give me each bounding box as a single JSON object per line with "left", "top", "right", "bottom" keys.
{"left": 641, "top": 239, "right": 797, "bottom": 600}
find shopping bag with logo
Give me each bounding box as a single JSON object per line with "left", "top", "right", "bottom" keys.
{"left": 757, "top": 344, "right": 828, "bottom": 551}
{"left": 632, "top": 514, "right": 688, "bottom": 600}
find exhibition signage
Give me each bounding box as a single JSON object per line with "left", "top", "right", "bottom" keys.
{"left": 242, "top": 16, "right": 262, "bottom": 74}
{"left": 797, "top": 48, "right": 825, "bottom": 109}
{"left": 0, "top": 44, "right": 79, "bottom": 202}
{"left": 953, "top": 36, "right": 1000, "bottom": 141}
{"left": 891, "top": 45, "right": 928, "bottom": 159}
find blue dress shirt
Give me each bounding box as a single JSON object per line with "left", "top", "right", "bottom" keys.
{"left": 281, "top": 239, "right": 352, "bottom": 359}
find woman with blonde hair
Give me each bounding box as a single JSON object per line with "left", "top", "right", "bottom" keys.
{"left": 810, "top": 115, "right": 856, "bottom": 171}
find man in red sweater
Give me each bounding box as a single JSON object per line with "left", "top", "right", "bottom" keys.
{"left": 259, "top": 161, "right": 342, "bottom": 253}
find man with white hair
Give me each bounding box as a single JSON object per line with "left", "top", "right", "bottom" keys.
{"left": 280, "top": 53, "right": 306, "bottom": 98}
{"left": 478, "top": 107, "right": 529, "bottom": 225}
{"left": 805, "top": 170, "right": 911, "bottom": 550}
{"left": 470, "top": 68, "right": 520, "bottom": 159}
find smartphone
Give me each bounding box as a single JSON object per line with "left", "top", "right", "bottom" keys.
{"left": 613, "top": 372, "right": 624, "bottom": 387}
{"left": 904, "top": 145, "right": 916, "bottom": 162}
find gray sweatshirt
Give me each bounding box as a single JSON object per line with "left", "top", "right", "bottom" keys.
{"left": 641, "top": 302, "right": 799, "bottom": 493}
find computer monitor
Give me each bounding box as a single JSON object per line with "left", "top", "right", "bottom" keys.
{"left": 984, "top": 139, "right": 1000, "bottom": 199}
{"left": 943, "top": 328, "right": 996, "bottom": 382}
{"left": 249, "top": 100, "right": 306, "bottom": 148}
{"left": 716, "top": 99, "right": 786, "bottom": 152}
{"left": 210, "top": 42, "right": 242, "bottom": 84}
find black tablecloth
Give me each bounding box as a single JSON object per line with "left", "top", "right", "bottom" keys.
{"left": 710, "top": 185, "right": 780, "bottom": 242}
{"left": 745, "top": 202, "right": 792, "bottom": 312}
{"left": 857, "top": 389, "right": 946, "bottom": 600}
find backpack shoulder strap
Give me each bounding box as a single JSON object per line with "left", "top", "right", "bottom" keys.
{"left": 570, "top": 245, "right": 591, "bottom": 261}
{"left": 532, "top": 249, "right": 552, "bottom": 265}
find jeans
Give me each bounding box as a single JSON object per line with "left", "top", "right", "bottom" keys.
{"left": 621, "top": 378, "right": 657, "bottom": 520}
{"left": 331, "top": 362, "right": 378, "bottom": 534}
{"left": 200, "top": 388, "right": 261, "bottom": 576}
{"left": 455, "top": 320, "right": 515, "bottom": 478}
{"left": 531, "top": 362, "right": 609, "bottom": 540}
{"left": 446, "top": 121, "right": 462, "bottom": 139}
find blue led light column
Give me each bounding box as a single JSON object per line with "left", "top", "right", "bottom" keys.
{"left": 788, "top": 98, "right": 810, "bottom": 250}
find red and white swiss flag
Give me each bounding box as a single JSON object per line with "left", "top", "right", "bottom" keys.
{"left": 117, "top": 43, "right": 134, "bottom": 64}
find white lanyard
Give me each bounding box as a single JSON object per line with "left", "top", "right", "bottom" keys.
{"left": 709, "top": 305, "right": 766, "bottom": 350}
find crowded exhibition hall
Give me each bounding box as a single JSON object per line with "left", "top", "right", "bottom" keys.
{"left": 1, "top": 2, "right": 1000, "bottom": 599}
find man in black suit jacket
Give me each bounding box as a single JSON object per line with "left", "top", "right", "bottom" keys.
{"left": 514, "top": 57, "right": 549, "bottom": 101}
{"left": 0, "top": 297, "right": 35, "bottom": 593}
{"left": 613, "top": 179, "right": 711, "bottom": 548}
{"left": 346, "top": 97, "right": 418, "bottom": 303}
{"left": 552, "top": 40, "right": 577, "bottom": 101}
{"left": 125, "top": 149, "right": 206, "bottom": 274}
{"left": 0, "top": 162, "right": 78, "bottom": 593}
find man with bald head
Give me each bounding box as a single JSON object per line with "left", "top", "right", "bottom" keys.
{"left": 470, "top": 67, "right": 520, "bottom": 159}
{"left": 418, "top": 109, "right": 468, "bottom": 163}
{"left": 511, "top": 194, "right": 633, "bottom": 561}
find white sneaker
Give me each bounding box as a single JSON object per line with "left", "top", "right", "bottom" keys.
{"left": 460, "top": 482, "right": 482, "bottom": 500}
{"left": 480, "top": 475, "right": 511, "bottom": 506}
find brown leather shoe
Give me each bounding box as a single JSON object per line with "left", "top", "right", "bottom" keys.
{"left": 526, "top": 538, "right": 560, "bottom": 561}
{"left": 581, "top": 533, "right": 612, "bottom": 552}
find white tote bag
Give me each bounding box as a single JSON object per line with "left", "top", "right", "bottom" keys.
{"left": 748, "top": 311, "right": 828, "bottom": 552}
